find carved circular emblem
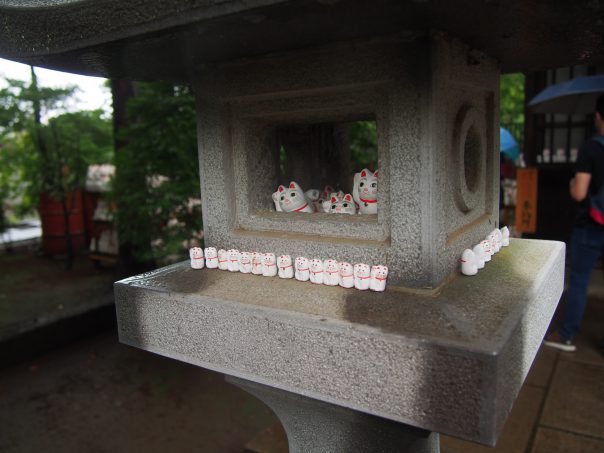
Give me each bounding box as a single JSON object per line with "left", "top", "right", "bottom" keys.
{"left": 452, "top": 106, "right": 486, "bottom": 213}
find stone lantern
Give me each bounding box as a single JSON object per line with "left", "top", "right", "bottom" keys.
{"left": 2, "top": 1, "right": 601, "bottom": 451}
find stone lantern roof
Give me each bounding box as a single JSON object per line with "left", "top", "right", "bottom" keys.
{"left": 0, "top": 0, "right": 603, "bottom": 82}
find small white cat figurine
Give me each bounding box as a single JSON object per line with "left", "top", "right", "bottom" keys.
{"left": 262, "top": 253, "right": 278, "bottom": 277}
{"left": 309, "top": 259, "right": 324, "bottom": 284}
{"left": 251, "top": 252, "right": 263, "bottom": 275}
{"left": 295, "top": 257, "right": 310, "bottom": 281}
{"left": 189, "top": 247, "right": 205, "bottom": 269}
{"left": 218, "top": 249, "right": 229, "bottom": 270}
{"left": 354, "top": 263, "right": 371, "bottom": 290}
{"left": 500, "top": 226, "right": 510, "bottom": 247}
{"left": 227, "top": 249, "right": 240, "bottom": 272}
{"left": 370, "top": 265, "right": 389, "bottom": 291}
{"left": 276, "top": 182, "right": 315, "bottom": 213}
{"left": 277, "top": 255, "right": 294, "bottom": 279}
{"left": 323, "top": 259, "right": 340, "bottom": 286}
{"left": 328, "top": 194, "right": 356, "bottom": 215}
{"left": 488, "top": 232, "right": 499, "bottom": 254}
{"left": 204, "top": 247, "right": 218, "bottom": 269}
{"left": 472, "top": 244, "right": 486, "bottom": 269}
{"left": 353, "top": 169, "right": 378, "bottom": 215}
{"left": 461, "top": 249, "right": 478, "bottom": 276}
{"left": 239, "top": 251, "right": 252, "bottom": 274}
{"left": 338, "top": 262, "right": 354, "bottom": 288}
{"left": 480, "top": 240, "right": 493, "bottom": 261}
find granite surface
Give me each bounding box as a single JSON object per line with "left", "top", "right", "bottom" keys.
{"left": 1, "top": 0, "right": 603, "bottom": 80}
{"left": 115, "top": 238, "right": 565, "bottom": 445}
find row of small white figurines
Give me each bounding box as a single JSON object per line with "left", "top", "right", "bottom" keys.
{"left": 189, "top": 247, "right": 389, "bottom": 292}
{"left": 460, "top": 226, "right": 511, "bottom": 276}
{"left": 272, "top": 168, "right": 379, "bottom": 215}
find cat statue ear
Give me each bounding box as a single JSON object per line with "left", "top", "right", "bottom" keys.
{"left": 330, "top": 196, "right": 338, "bottom": 203}
{"left": 343, "top": 194, "right": 353, "bottom": 202}
{"left": 360, "top": 169, "right": 368, "bottom": 178}
{"left": 373, "top": 170, "right": 378, "bottom": 177}
{"left": 289, "top": 181, "right": 301, "bottom": 190}
{"left": 278, "top": 185, "right": 286, "bottom": 193}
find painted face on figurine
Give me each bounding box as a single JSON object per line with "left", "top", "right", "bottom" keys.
{"left": 295, "top": 256, "right": 309, "bottom": 270}
{"left": 357, "top": 169, "right": 378, "bottom": 200}
{"left": 338, "top": 262, "right": 354, "bottom": 288}
{"left": 189, "top": 247, "right": 203, "bottom": 259}
{"left": 204, "top": 247, "right": 217, "bottom": 259}
{"left": 370, "top": 265, "right": 389, "bottom": 291}
{"left": 329, "top": 194, "right": 356, "bottom": 215}
{"left": 354, "top": 263, "right": 371, "bottom": 290}
{"left": 277, "top": 182, "right": 314, "bottom": 213}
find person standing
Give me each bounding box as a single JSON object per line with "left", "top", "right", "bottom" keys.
{"left": 544, "top": 94, "right": 604, "bottom": 353}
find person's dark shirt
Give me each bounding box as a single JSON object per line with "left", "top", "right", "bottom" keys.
{"left": 575, "top": 137, "right": 604, "bottom": 226}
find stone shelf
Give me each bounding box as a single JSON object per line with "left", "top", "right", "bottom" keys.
{"left": 115, "top": 238, "right": 565, "bottom": 445}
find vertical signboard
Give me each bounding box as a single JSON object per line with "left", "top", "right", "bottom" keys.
{"left": 515, "top": 168, "right": 539, "bottom": 233}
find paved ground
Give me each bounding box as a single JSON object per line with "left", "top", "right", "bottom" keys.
{"left": 0, "top": 251, "right": 602, "bottom": 452}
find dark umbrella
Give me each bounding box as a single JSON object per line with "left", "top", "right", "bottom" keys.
{"left": 528, "top": 75, "right": 604, "bottom": 114}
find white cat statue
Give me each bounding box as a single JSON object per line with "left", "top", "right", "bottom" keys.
{"left": 370, "top": 265, "right": 389, "bottom": 292}
{"left": 492, "top": 229, "right": 503, "bottom": 252}
{"left": 277, "top": 255, "right": 294, "bottom": 279}
{"left": 262, "top": 253, "right": 278, "bottom": 277}
{"left": 354, "top": 263, "right": 371, "bottom": 290}
{"left": 309, "top": 259, "right": 324, "bottom": 284}
{"left": 328, "top": 194, "right": 357, "bottom": 215}
{"left": 204, "top": 247, "right": 218, "bottom": 269}
{"left": 239, "top": 252, "right": 252, "bottom": 274}
{"left": 501, "top": 226, "right": 510, "bottom": 246}
{"left": 352, "top": 169, "right": 378, "bottom": 215}
{"left": 189, "top": 247, "right": 205, "bottom": 269}
{"left": 480, "top": 240, "right": 493, "bottom": 262}
{"left": 227, "top": 249, "right": 240, "bottom": 272}
{"left": 276, "top": 182, "right": 315, "bottom": 213}
{"left": 218, "top": 249, "right": 229, "bottom": 270}
{"left": 251, "top": 252, "right": 263, "bottom": 275}
{"left": 323, "top": 259, "right": 340, "bottom": 286}
{"left": 461, "top": 249, "right": 478, "bottom": 276}
{"left": 295, "top": 257, "right": 310, "bottom": 282}
{"left": 338, "top": 262, "right": 354, "bottom": 288}
{"left": 488, "top": 232, "right": 500, "bottom": 254}
{"left": 472, "top": 244, "right": 486, "bottom": 270}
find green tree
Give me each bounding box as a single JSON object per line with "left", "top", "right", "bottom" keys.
{"left": 113, "top": 82, "right": 201, "bottom": 266}
{"left": 500, "top": 73, "right": 525, "bottom": 148}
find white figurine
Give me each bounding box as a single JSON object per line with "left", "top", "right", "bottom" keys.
{"left": 460, "top": 249, "right": 478, "bottom": 276}
{"left": 338, "top": 262, "right": 354, "bottom": 288}
{"left": 277, "top": 255, "right": 294, "bottom": 279}
{"left": 239, "top": 252, "right": 252, "bottom": 274}
{"left": 276, "top": 182, "right": 315, "bottom": 213}
{"left": 251, "top": 252, "right": 263, "bottom": 275}
{"left": 204, "top": 247, "right": 218, "bottom": 269}
{"left": 309, "top": 259, "right": 324, "bottom": 284}
{"left": 295, "top": 257, "right": 310, "bottom": 282}
{"left": 492, "top": 229, "right": 503, "bottom": 252}
{"left": 352, "top": 169, "right": 378, "bottom": 215}
{"left": 501, "top": 226, "right": 510, "bottom": 247}
{"left": 218, "top": 249, "right": 229, "bottom": 270}
{"left": 472, "top": 244, "right": 486, "bottom": 269}
{"left": 262, "top": 253, "right": 278, "bottom": 277}
{"left": 354, "top": 263, "right": 371, "bottom": 290}
{"left": 323, "top": 259, "right": 340, "bottom": 286}
{"left": 488, "top": 232, "right": 500, "bottom": 254}
{"left": 189, "top": 247, "right": 205, "bottom": 269}
{"left": 227, "top": 249, "right": 240, "bottom": 272}
{"left": 370, "top": 265, "right": 389, "bottom": 292}
{"left": 480, "top": 240, "right": 493, "bottom": 261}
{"left": 328, "top": 194, "right": 357, "bottom": 215}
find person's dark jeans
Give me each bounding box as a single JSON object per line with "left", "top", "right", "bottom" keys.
{"left": 560, "top": 223, "right": 604, "bottom": 340}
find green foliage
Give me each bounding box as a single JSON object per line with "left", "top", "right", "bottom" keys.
{"left": 0, "top": 71, "right": 112, "bottom": 217}
{"left": 113, "top": 82, "right": 202, "bottom": 265}
{"left": 500, "top": 73, "right": 525, "bottom": 125}
{"left": 349, "top": 120, "right": 378, "bottom": 172}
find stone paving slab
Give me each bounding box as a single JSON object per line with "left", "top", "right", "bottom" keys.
{"left": 540, "top": 358, "right": 604, "bottom": 439}
{"left": 531, "top": 427, "right": 604, "bottom": 453}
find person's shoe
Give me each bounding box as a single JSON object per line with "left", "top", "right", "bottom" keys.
{"left": 543, "top": 331, "right": 576, "bottom": 352}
